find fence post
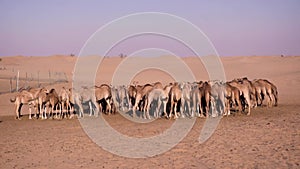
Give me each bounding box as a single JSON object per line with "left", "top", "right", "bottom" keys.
{"left": 49, "top": 70, "right": 52, "bottom": 85}
{"left": 16, "top": 70, "right": 19, "bottom": 92}
{"left": 38, "top": 71, "right": 40, "bottom": 87}
{"left": 10, "top": 78, "right": 12, "bottom": 93}
{"left": 25, "top": 72, "right": 28, "bottom": 89}
{"left": 64, "top": 72, "right": 68, "bottom": 82}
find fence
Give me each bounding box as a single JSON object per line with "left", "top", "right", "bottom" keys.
{"left": 0, "top": 69, "right": 69, "bottom": 94}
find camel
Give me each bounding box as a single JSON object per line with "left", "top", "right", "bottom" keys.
{"left": 10, "top": 86, "right": 49, "bottom": 119}
{"left": 127, "top": 85, "right": 137, "bottom": 110}
{"left": 228, "top": 78, "right": 252, "bottom": 115}
{"left": 192, "top": 81, "right": 209, "bottom": 118}
{"left": 35, "top": 87, "right": 50, "bottom": 119}
{"left": 10, "top": 90, "right": 36, "bottom": 119}
{"left": 266, "top": 79, "right": 278, "bottom": 106}
{"left": 168, "top": 82, "right": 182, "bottom": 119}
{"left": 45, "top": 88, "right": 60, "bottom": 119}
{"left": 95, "top": 84, "right": 112, "bottom": 115}
{"left": 83, "top": 86, "right": 99, "bottom": 117}
{"left": 191, "top": 82, "right": 201, "bottom": 117}
{"left": 145, "top": 83, "right": 173, "bottom": 119}
{"left": 236, "top": 77, "right": 256, "bottom": 107}
{"left": 210, "top": 81, "right": 226, "bottom": 117}
{"left": 224, "top": 83, "right": 242, "bottom": 115}
{"left": 68, "top": 88, "right": 85, "bottom": 118}
{"left": 252, "top": 79, "right": 268, "bottom": 107}
{"left": 58, "top": 87, "right": 72, "bottom": 119}
{"left": 132, "top": 84, "right": 153, "bottom": 118}
{"left": 68, "top": 86, "right": 98, "bottom": 118}
{"left": 112, "top": 85, "right": 129, "bottom": 111}
{"left": 252, "top": 79, "right": 278, "bottom": 107}
{"left": 179, "top": 82, "right": 192, "bottom": 118}
{"left": 200, "top": 81, "right": 212, "bottom": 117}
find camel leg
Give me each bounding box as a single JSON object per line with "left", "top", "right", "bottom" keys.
{"left": 58, "top": 103, "right": 62, "bottom": 119}
{"left": 220, "top": 96, "right": 226, "bottom": 116}
{"left": 69, "top": 103, "right": 74, "bottom": 119}
{"left": 88, "top": 101, "right": 93, "bottom": 116}
{"left": 60, "top": 102, "right": 65, "bottom": 119}
{"left": 199, "top": 99, "right": 203, "bottom": 118}
{"left": 235, "top": 94, "right": 242, "bottom": 113}
{"left": 156, "top": 99, "right": 162, "bottom": 118}
{"left": 245, "top": 95, "right": 251, "bottom": 115}
{"left": 78, "top": 102, "right": 84, "bottom": 118}
{"left": 187, "top": 100, "right": 191, "bottom": 117}
{"left": 142, "top": 99, "right": 147, "bottom": 119}
{"left": 174, "top": 102, "right": 178, "bottom": 119}
{"left": 29, "top": 104, "right": 32, "bottom": 119}
{"left": 132, "top": 96, "right": 140, "bottom": 118}
{"left": 15, "top": 104, "right": 20, "bottom": 120}
{"left": 94, "top": 101, "right": 100, "bottom": 117}
{"left": 169, "top": 100, "right": 174, "bottom": 119}
{"left": 224, "top": 99, "right": 229, "bottom": 116}
{"left": 106, "top": 99, "right": 112, "bottom": 115}
{"left": 39, "top": 104, "right": 43, "bottom": 119}
{"left": 180, "top": 99, "right": 185, "bottom": 118}
{"left": 45, "top": 106, "right": 48, "bottom": 119}
{"left": 192, "top": 101, "right": 196, "bottom": 118}
{"left": 267, "top": 92, "right": 274, "bottom": 107}
{"left": 146, "top": 98, "right": 152, "bottom": 119}
{"left": 162, "top": 99, "right": 167, "bottom": 118}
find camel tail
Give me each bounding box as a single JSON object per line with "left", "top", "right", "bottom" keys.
{"left": 10, "top": 97, "right": 16, "bottom": 103}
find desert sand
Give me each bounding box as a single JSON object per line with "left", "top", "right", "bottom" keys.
{"left": 0, "top": 55, "right": 299, "bottom": 168}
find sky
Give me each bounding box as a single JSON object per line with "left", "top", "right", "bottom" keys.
{"left": 0, "top": 0, "right": 299, "bottom": 57}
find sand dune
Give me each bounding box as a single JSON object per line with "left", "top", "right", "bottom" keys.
{"left": 0, "top": 55, "right": 299, "bottom": 168}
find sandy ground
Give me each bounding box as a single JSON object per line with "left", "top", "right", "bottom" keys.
{"left": 0, "top": 55, "right": 299, "bottom": 168}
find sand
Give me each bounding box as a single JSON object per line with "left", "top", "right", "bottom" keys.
{"left": 0, "top": 55, "right": 299, "bottom": 168}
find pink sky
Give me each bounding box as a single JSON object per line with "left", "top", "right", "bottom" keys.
{"left": 0, "top": 0, "right": 299, "bottom": 57}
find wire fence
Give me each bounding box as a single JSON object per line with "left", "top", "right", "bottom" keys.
{"left": 0, "top": 70, "right": 68, "bottom": 94}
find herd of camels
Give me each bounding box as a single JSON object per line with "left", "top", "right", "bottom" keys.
{"left": 10, "top": 77, "right": 278, "bottom": 120}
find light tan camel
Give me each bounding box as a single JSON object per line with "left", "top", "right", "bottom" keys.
{"left": 228, "top": 78, "right": 252, "bottom": 115}
{"left": 252, "top": 79, "right": 278, "bottom": 107}
{"left": 224, "top": 83, "right": 242, "bottom": 115}
{"left": 179, "top": 82, "right": 192, "bottom": 118}
{"left": 58, "top": 87, "right": 72, "bottom": 119}
{"left": 95, "top": 84, "right": 112, "bottom": 115}
{"left": 132, "top": 84, "right": 153, "bottom": 118}
{"left": 210, "top": 81, "right": 226, "bottom": 117}
{"left": 45, "top": 88, "right": 60, "bottom": 119}
{"left": 10, "top": 90, "right": 36, "bottom": 119}
{"left": 192, "top": 81, "right": 211, "bottom": 118}
{"left": 168, "top": 82, "right": 182, "bottom": 119}
{"left": 145, "top": 83, "right": 173, "bottom": 119}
